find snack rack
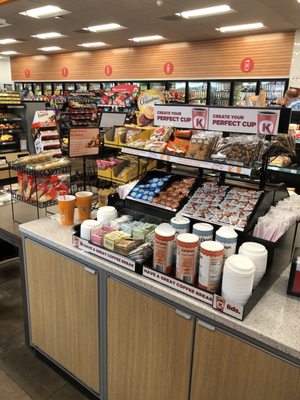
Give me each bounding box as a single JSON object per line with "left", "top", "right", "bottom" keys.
{"left": 9, "top": 162, "right": 71, "bottom": 223}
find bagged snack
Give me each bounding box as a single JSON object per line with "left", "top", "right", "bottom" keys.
{"left": 14, "top": 151, "right": 54, "bottom": 166}
{"left": 24, "top": 175, "right": 36, "bottom": 199}
{"left": 30, "top": 157, "right": 70, "bottom": 171}
{"left": 174, "top": 129, "right": 192, "bottom": 139}
{"left": 144, "top": 141, "right": 167, "bottom": 153}
{"left": 17, "top": 172, "right": 25, "bottom": 196}
{"left": 165, "top": 138, "right": 189, "bottom": 156}
{"left": 186, "top": 131, "right": 221, "bottom": 160}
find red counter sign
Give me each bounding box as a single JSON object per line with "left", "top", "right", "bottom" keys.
{"left": 61, "top": 67, "right": 68, "bottom": 78}
{"left": 24, "top": 69, "right": 30, "bottom": 78}
{"left": 105, "top": 65, "right": 113, "bottom": 76}
{"left": 241, "top": 58, "right": 254, "bottom": 73}
{"left": 163, "top": 62, "right": 174, "bottom": 75}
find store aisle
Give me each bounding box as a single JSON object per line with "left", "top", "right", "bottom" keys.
{"left": 0, "top": 258, "right": 88, "bottom": 400}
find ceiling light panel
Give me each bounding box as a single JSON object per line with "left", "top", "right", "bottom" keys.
{"left": 129, "top": 35, "right": 165, "bottom": 42}
{"left": 176, "top": 4, "right": 233, "bottom": 19}
{"left": 216, "top": 22, "right": 265, "bottom": 33}
{"left": 31, "top": 32, "right": 65, "bottom": 39}
{"left": 0, "top": 38, "right": 18, "bottom": 45}
{"left": 78, "top": 42, "right": 107, "bottom": 47}
{"left": 83, "top": 23, "right": 125, "bottom": 32}
{"left": 38, "top": 46, "right": 63, "bottom": 52}
{"left": 19, "top": 5, "right": 70, "bottom": 19}
{"left": 0, "top": 51, "right": 18, "bottom": 55}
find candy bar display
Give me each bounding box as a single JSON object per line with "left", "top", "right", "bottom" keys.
{"left": 181, "top": 182, "right": 262, "bottom": 229}
{"left": 128, "top": 173, "right": 196, "bottom": 211}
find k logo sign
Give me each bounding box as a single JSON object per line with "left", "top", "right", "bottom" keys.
{"left": 192, "top": 108, "right": 208, "bottom": 129}
{"left": 257, "top": 111, "right": 277, "bottom": 135}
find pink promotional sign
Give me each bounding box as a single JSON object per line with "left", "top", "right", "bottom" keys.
{"left": 154, "top": 105, "right": 283, "bottom": 135}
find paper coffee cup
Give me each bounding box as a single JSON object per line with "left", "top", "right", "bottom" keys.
{"left": 76, "top": 191, "right": 93, "bottom": 221}
{"left": 58, "top": 195, "right": 76, "bottom": 226}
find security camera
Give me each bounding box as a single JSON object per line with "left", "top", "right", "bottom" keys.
{"left": 156, "top": 0, "right": 164, "bottom": 6}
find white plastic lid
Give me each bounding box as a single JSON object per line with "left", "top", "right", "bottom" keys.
{"left": 171, "top": 213, "right": 190, "bottom": 225}
{"left": 81, "top": 219, "right": 100, "bottom": 228}
{"left": 155, "top": 223, "right": 176, "bottom": 238}
{"left": 97, "top": 206, "right": 117, "bottom": 214}
{"left": 200, "top": 240, "right": 224, "bottom": 252}
{"left": 193, "top": 223, "right": 214, "bottom": 232}
{"left": 177, "top": 233, "right": 199, "bottom": 244}
{"left": 225, "top": 254, "right": 255, "bottom": 275}
{"left": 216, "top": 226, "right": 238, "bottom": 238}
{"left": 240, "top": 242, "right": 267, "bottom": 254}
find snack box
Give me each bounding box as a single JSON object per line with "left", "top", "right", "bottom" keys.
{"left": 126, "top": 170, "right": 200, "bottom": 213}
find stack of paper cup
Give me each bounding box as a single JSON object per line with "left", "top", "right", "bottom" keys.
{"left": 238, "top": 242, "right": 268, "bottom": 288}
{"left": 221, "top": 254, "right": 255, "bottom": 305}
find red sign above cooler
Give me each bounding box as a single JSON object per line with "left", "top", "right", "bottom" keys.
{"left": 241, "top": 58, "right": 254, "bottom": 73}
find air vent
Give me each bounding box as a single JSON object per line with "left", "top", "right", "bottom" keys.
{"left": 158, "top": 15, "right": 182, "bottom": 22}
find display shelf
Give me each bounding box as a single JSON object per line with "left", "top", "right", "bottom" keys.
{"left": 10, "top": 191, "right": 58, "bottom": 209}
{"left": 121, "top": 147, "right": 253, "bottom": 177}
{"left": 0, "top": 129, "right": 22, "bottom": 134}
{"left": 9, "top": 163, "right": 70, "bottom": 177}
{"left": 267, "top": 165, "right": 300, "bottom": 175}
{"left": 0, "top": 117, "right": 22, "bottom": 122}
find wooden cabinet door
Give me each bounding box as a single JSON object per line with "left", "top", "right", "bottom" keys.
{"left": 107, "top": 277, "right": 194, "bottom": 400}
{"left": 25, "top": 239, "right": 100, "bottom": 393}
{"left": 191, "top": 322, "right": 300, "bottom": 400}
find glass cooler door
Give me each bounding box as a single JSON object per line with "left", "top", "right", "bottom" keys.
{"left": 233, "top": 81, "right": 258, "bottom": 105}
{"left": 259, "top": 80, "right": 287, "bottom": 106}
{"left": 166, "top": 81, "right": 186, "bottom": 103}
{"left": 210, "top": 81, "right": 231, "bottom": 106}
{"left": 188, "top": 81, "right": 208, "bottom": 105}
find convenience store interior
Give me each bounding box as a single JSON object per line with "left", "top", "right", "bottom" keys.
{"left": 1, "top": 1, "right": 300, "bottom": 400}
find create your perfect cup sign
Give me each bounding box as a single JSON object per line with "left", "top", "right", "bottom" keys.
{"left": 154, "top": 105, "right": 281, "bottom": 134}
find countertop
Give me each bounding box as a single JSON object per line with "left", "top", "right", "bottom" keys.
{"left": 20, "top": 216, "right": 300, "bottom": 365}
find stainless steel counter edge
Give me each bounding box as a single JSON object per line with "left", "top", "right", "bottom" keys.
{"left": 19, "top": 217, "right": 300, "bottom": 364}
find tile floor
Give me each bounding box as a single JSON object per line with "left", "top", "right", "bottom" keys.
{"left": 0, "top": 257, "right": 89, "bottom": 400}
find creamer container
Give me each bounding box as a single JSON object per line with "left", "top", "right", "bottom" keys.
{"left": 193, "top": 223, "right": 214, "bottom": 242}
{"left": 176, "top": 233, "right": 199, "bottom": 284}
{"left": 215, "top": 226, "right": 237, "bottom": 259}
{"left": 198, "top": 241, "right": 224, "bottom": 293}
{"left": 171, "top": 213, "right": 190, "bottom": 235}
{"left": 153, "top": 223, "right": 176, "bottom": 274}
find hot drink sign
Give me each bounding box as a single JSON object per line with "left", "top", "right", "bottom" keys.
{"left": 154, "top": 105, "right": 285, "bottom": 135}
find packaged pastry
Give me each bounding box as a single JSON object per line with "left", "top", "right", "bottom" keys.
{"left": 211, "top": 135, "right": 263, "bottom": 166}
{"left": 150, "top": 126, "right": 173, "bottom": 142}
{"left": 144, "top": 141, "right": 167, "bottom": 153}
{"left": 30, "top": 157, "right": 70, "bottom": 171}
{"left": 186, "top": 131, "right": 221, "bottom": 160}
{"left": 15, "top": 151, "right": 54, "bottom": 166}
{"left": 24, "top": 175, "right": 36, "bottom": 199}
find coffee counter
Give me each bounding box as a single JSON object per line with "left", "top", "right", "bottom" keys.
{"left": 20, "top": 216, "right": 300, "bottom": 361}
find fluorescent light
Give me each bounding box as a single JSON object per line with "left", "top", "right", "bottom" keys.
{"left": 0, "top": 51, "right": 18, "bottom": 55}
{"left": 78, "top": 42, "right": 107, "bottom": 48}
{"left": 176, "top": 4, "right": 232, "bottom": 19}
{"left": 216, "top": 22, "right": 265, "bottom": 33}
{"left": 31, "top": 32, "right": 65, "bottom": 39}
{"left": 129, "top": 35, "right": 165, "bottom": 42}
{"left": 0, "top": 38, "right": 18, "bottom": 45}
{"left": 38, "top": 46, "right": 63, "bottom": 52}
{"left": 83, "top": 23, "right": 124, "bottom": 32}
{"left": 19, "top": 5, "right": 70, "bottom": 19}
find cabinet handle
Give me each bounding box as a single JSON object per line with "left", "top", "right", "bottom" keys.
{"left": 175, "top": 309, "right": 192, "bottom": 320}
{"left": 84, "top": 267, "right": 97, "bottom": 274}
{"left": 197, "top": 319, "right": 216, "bottom": 331}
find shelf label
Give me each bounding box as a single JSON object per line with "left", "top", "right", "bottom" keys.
{"left": 213, "top": 295, "right": 244, "bottom": 320}
{"left": 72, "top": 236, "right": 136, "bottom": 271}
{"left": 154, "top": 105, "right": 287, "bottom": 135}
{"left": 143, "top": 267, "right": 213, "bottom": 305}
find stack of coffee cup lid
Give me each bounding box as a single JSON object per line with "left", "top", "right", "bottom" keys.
{"left": 238, "top": 242, "right": 268, "bottom": 288}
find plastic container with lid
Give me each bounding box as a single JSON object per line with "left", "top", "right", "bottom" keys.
{"left": 80, "top": 219, "right": 102, "bottom": 241}
{"left": 193, "top": 222, "right": 214, "bottom": 242}
{"left": 153, "top": 223, "right": 176, "bottom": 275}
{"left": 198, "top": 240, "right": 224, "bottom": 293}
{"left": 215, "top": 226, "right": 238, "bottom": 259}
{"left": 176, "top": 233, "right": 199, "bottom": 284}
{"left": 171, "top": 213, "right": 190, "bottom": 235}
